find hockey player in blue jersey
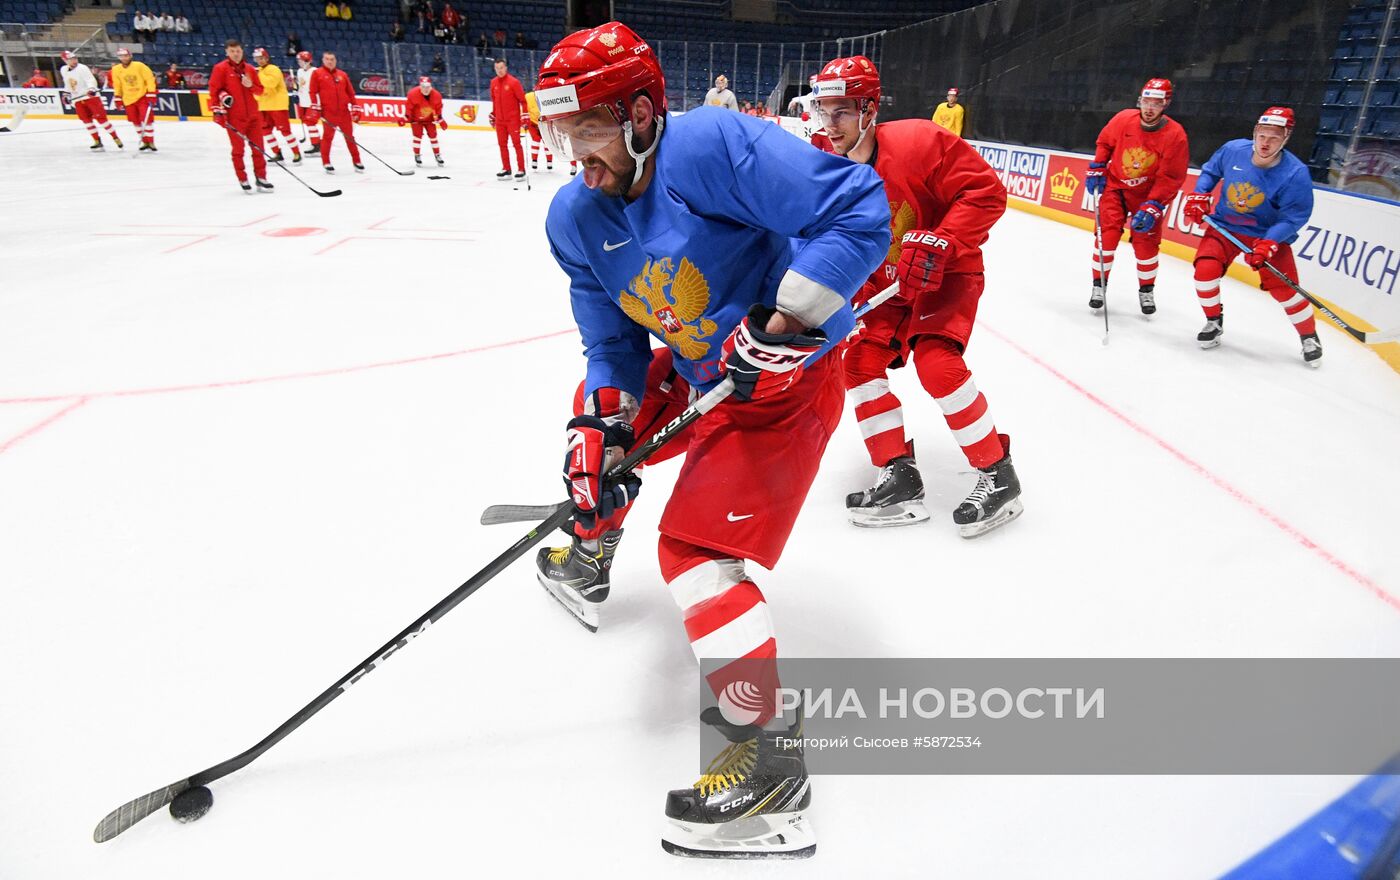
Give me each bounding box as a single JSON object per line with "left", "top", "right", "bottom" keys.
{"left": 1182, "top": 106, "right": 1321, "bottom": 365}
{"left": 529, "top": 22, "right": 889, "bottom": 858}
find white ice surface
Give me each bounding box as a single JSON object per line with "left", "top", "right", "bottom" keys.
{"left": 2, "top": 118, "right": 1399, "bottom": 879}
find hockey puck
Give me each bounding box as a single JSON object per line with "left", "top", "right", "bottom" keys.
{"left": 169, "top": 785, "right": 213, "bottom": 823}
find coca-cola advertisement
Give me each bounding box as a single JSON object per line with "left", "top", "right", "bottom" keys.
{"left": 358, "top": 74, "right": 391, "bottom": 96}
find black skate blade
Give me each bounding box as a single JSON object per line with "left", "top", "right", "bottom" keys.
{"left": 661, "top": 839, "right": 816, "bottom": 860}
{"left": 536, "top": 575, "right": 599, "bottom": 633}
{"left": 957, "top": 497, "right": 1024, "bottom": 539}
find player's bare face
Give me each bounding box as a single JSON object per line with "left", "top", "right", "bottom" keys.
{"left": 323, "top": 55, "right": 337, "bottom": 71}
{"left": 1139, "top": 97, "right": 1166, "bottom": 124}
{"left": 814, "top": 97, "right": 862, "bottom": 156}
{"left": 1252, "top": 126, "right": 1287, "bottom": 164}
{"left": 227, "top": 46, "right": 244, "bottom": 64}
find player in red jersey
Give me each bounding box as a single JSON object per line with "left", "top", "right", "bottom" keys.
{"left": 307, "top": 51, "right": 362, "bottom": 173}
{"left": 1086, "top": 78, "right": 1189, "bottom": 315}
{"left": 488, "top": 57, "right": 526, "bottom": 180}
{"left": 208, "top": 39, "right": 271, "bottom": 194}
{"left": 399, "top": 76, "right": 447, "bottom": 166}
{"left": 813, "top": 55, "right": 1023, "bottom": 536}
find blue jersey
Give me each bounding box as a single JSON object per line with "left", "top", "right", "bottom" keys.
{"left": 1194, "top": 139, "right": 1313, "bottom": 244}
{"left": 546, "top": 107, "right": 890, "bottom": 401}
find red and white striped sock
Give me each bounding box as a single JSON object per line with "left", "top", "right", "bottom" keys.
{"left": 1271, "top": 288, "right": 1317, "bottom": 335}
{"left": 1092, "top": 233, "right": 1116, "bottom": 284}
{"left": 412, "top": 136, "right": 421, "bottom": 155}
{"left": 1194, "top": 268, "right": 1223, "bottom": 319}
{"left": 663, "top": 537, "right": 779, "bottom": 727}
{"left": 850, "top": 377, "right": 908, "bottom": 467}
{"left": 1136, "top": 253, "right": 1158, "bottom": 287}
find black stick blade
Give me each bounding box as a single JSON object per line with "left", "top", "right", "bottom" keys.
{"left": 480, "top": 501, "right": 569, "bottom": 526}
{"left": 317, "top": 189, "right": 344, "bottom": 198}
{"left": 93, "top": 778, "right": 191, "bottom": 842}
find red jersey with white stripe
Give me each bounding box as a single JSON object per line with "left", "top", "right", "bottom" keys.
{"left": 865, "top": 119, "right": 1007, "bottom": 293}
{"left": 1093, "top": 109, "right": 1189, "bottom": 203}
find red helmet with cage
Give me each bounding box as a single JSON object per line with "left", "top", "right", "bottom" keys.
{"left": 812, "top": 55, "right": 881, "bottom": 105}
{"left": 1141, "top": 78, "right": 1173, "bottom": 102}
{"left": 1257, "top": 106, "right": 1295, "bottom": 130}
{"left": 297, "top": 50, "right": 312, "bottom": 63}
{"left": 534, "top": 21, "right": 666, "bottom": 124}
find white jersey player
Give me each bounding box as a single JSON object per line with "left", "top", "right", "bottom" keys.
{"left": 59, "top": 51, "right": 122, "bottom": 149}
{"left": 293, "top": 51, "right": 321, "bottom": 154}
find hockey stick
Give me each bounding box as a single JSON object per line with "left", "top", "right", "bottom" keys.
{"left": 1092, "top": 193, "right": 1110, "bottom": 346}
{"left": 348, "top": 129, "right": 415, "bottom": 175}
{"left": 1203, "top": 216, "right": 1399, "bottom": 344}
{"left": 215, "top": 116, "right": 342, "bottom": 198}
{"left": 480, "top": 281, "right": 906, "bottom": 526}
{"left": 91, "top": 378, "right": 735, "bottom": 844}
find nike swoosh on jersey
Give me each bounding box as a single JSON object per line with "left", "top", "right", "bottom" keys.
{"left": 602, "top": 239, "right": 631, "bottom": 251}
{"left": 726, "top": 512, "right": 754, "bottom": 522}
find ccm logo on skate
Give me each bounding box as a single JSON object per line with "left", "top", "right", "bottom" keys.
{"left": 341, "top": 619, "right": 432, "bottom": 691}
{"left": 901, "top": 231, "right": 949, "bottom": 250}
{"left": 719, "top": 791, "right": 757, "bottom": 814}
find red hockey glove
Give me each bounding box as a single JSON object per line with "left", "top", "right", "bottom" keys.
{"left": 114, "top": 97, "right": 124, "bottom": 111}
{"left": 217, "top": 92, "right": 234, "bottom": 109}
{"left": 1085, "top": 161, "right": 1106, "bottom": 196}
{"left": 1182, "top": 192, "right": 1212, "bottom": 225}
{"left": 1244, "top": 238, "right": 1280, "bottom": 269}
{"left": 349, "top": 105, "right": 361, "bottom": 124}
{"left": 437, "top": 117, "right": 448, "bottom": 129}
{"left": 720, "top": 304, "right": 826, "bottom": 402}
{"left": 1130, "top": 199, "right": 1166, "bottom": 233}
{"left": 86, "top": 87, "right": 99, "bottom": 98}
{"left": 896, "top": 230, "right": 955, "bottom": 297}
{"left": 563, "top": 414, "right": 640, "bottom": 534}
{"left": 488, "top": 111, "right": 496, "bottom": 127}
{"left": 396, "top": 117, "right": 406, "bottom": 127}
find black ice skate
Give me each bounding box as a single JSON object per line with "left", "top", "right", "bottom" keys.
{"left": 845, "top": 442, "right": 930, "bottom": 528}
{"left": 434, "top": 153, "right": 444, "bottom": 166}
{"left": 954, "top": 436, "right": 1023, "bottom": 538}
{"left": 496, "top": 169, "right": 511, "bottom": 180}
{"left": 271, "top": 151, "right": 284, "bottom": 162}
{"left": 1197, "top": 313, "right": 1224, "bottom": 348}
{"left": 414, "top": 154, "right": 423, "bottom": 166}
{"left": 113, "top": 137, "right": 124, "bottom": 149}
{"left": 323, "top": 164, "right": 335, "bottom": 174}
{"left": 1138, "top": 285, "right": 1156, "bottom": 315}
{"left": 139, "top": 143, "right": 151, "bottom": 152}
{"left": 239, "top": 180, "right": 253, "bottom": 194}
{"left": 1301, "top": 332, "right": 1322, "bottom": 367}
{"left": 146, "top": 144, "right": 157, "bottom": 152}
{"left": 1089, "top": 279, "right": 1105, "bottom": 310}
{"left": 662, "top": 706, "right": 815, "bottom": 860}
{"left": 90, "top": 141, "right": 104, "bottom": 151}
{"left": 255, "top": 177, "right": 274, "bottom": 192}
{"left": 307, "top": 143, "right": 320, "bottom": 155}
{"left": 535, "top": 529, "right": 623, "bottom": 632}
{"left": 353, "top": 163, "right": 365, "bottom": 172}
{"left": 514, "top": 171, "right": 527, "bottom": 180}
{"left": 546, "top": 161, "right": 553, "bottom": 171}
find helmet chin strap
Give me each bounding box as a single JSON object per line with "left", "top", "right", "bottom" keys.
{"left": 622, "top": 113, "right": 665, "bottom": 189}
{"left": 850, "top": 99, "right": 875, "bottom": 155}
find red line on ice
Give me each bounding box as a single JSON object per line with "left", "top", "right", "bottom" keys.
{"left": 0, "top": 329, "right": 575, "bottom": 405}
{"left": 984, "top": 325, "right": 1398, "bottom": 612}
{"left": 0, "top": 398, "right": 89, "bottom": 456}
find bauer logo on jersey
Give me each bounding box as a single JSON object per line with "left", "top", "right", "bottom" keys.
{"left": 1118, "top": 146, "right": 1157, "bottom": 185}
{"left": 1226, "top": 181, "right": 1267, "bottom": 213}
{"left": 536, "top": 84, "right": 580, "bottom": 116}
{"left": 619, "top": 257, "right": 718, "bottom": 360}
{"left": 812, "top": 79, "right": 846, "bottom": 98}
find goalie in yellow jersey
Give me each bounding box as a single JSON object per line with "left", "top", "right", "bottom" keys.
{"left": 253, "top": 48, "right": 301, "bottom": 163}
{"left": 931, "top": 87, "right": 964, "bottom": 137}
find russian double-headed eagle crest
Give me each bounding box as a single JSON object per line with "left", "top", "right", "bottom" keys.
{"left": 1225, "top": 181, "right": 1266, "bottom": 213}
{"left": 1119, "top": 146, "right": 1157, "bottom": 178}
{"left": 619, "top": 257, "right": 717, "bottom": 359}
{"left": 887, "top": 200, "right": 917, "bottom": 264}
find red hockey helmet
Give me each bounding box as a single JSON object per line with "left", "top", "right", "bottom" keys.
{"left": 1257, "top": 106, "right": 1295, "bottom": 130}
{"left": 252, "top": 47, "right": 269, "bottom": 60}
{"left": 61, "top": 50, "right": 77, "bottom": 62}
{"left": 812, "top": 55, "right": 880, "bottom": 104}
{"left": 1141, "top": 78, "right": 1172, "bottom": 102}
{"left": 297, "top": 50, "right": 312, "bottom": 63}
{"left": 535, "top": 22, "right": 666, "bottom": 123}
